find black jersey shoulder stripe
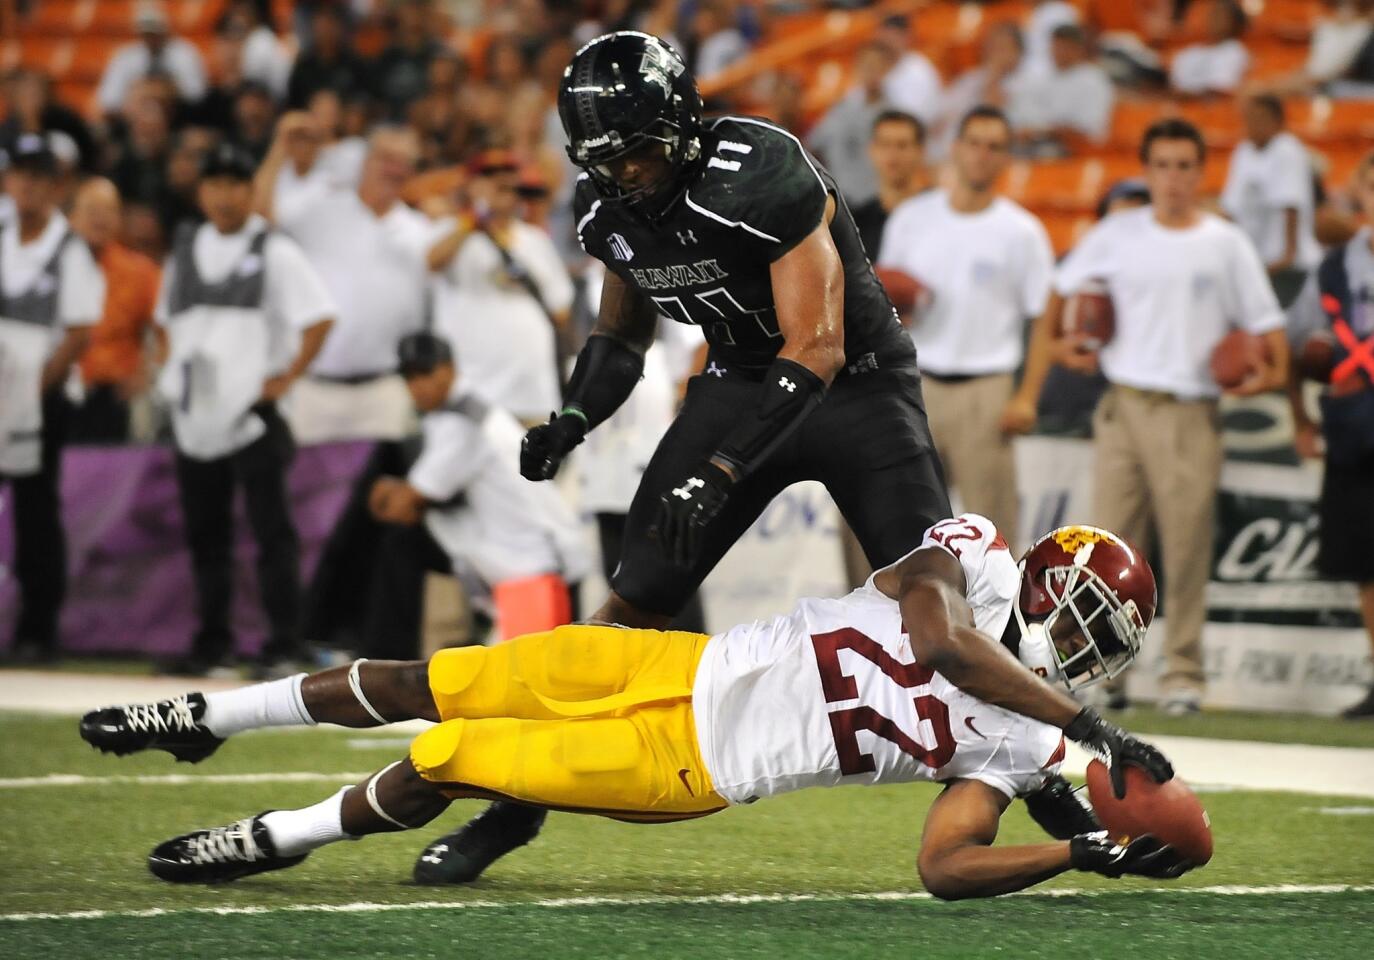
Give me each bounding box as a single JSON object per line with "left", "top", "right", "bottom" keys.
{"left": 681, "top": 193, "right": 780, "bottom": 243}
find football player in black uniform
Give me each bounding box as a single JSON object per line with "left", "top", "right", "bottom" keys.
{"left": 412, "top": 30, "right": 953, "bottom": 884}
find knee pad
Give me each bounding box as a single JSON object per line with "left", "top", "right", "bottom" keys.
{"left": 427, "top": 646, "right": 490, "bottom": 705}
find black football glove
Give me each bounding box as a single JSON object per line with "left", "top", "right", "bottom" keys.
{"left": 655, "top": 461, "right": 733, "bottom": 569}
{"left": 1065, "top": 706, "right": 1174, "bottom": 800}
{"left": 520, "top": 411, "right": 587, "bottom": 481}
{"left": 1070, "top": 831, "right": 1193, "bottom": 879}
{"left": 1024, "top": 773, "right": 1103, "bottom": 840}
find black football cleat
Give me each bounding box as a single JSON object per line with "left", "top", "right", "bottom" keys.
{"left": 413, "top": 802, "right": 547, "bottom": 884}
{"left": 79, "top": 692, "right": 225, "bottom": 763}
{"left": 148, "top": 813, "right": 306, "bottom": 884}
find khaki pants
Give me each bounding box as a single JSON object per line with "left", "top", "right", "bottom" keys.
{"left": 1091, "top": 385, "right": 1222, "bottom": 696}
{"left": 285, "top": 375, "right": 417, "bottom": 444}
{"left": 922, "top": 373, "right": 1019, "bottom": 550}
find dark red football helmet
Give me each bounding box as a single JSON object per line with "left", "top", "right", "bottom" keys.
{"left": 1012, "top": 526, "right": 1157, "bottom": 691}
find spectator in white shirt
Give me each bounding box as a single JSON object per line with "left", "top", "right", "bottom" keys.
{"left": 96, "top": 1, "right": 208, "bottom": 119}
{"left": 934, "top": 22, "right": 1028, "bottom": 160}
{"left": 1221, "top": 94, "right": 1321, "bottom": 274}
{"left": 807, "top": 41, "right": 895, "bottom": 207}
{"left": 1009, "top": 24, "right": 1115, "bottom": 154}
{"left": 1023, "top": 0, "right": 1081, "bottom": 78}
{"left": 1019, "top": 119, "right": 1290, "bottom": 714}
{"left": 1170, "top": 0, "right": 1251, "bottom": 96}
{"left": 219, "top": 0, "right": 294, "bottom": 101}
{"left": 877, "top": 106, "right": 1054, "bottom": 547}
{"left": 153, "top": 143, "right": 335, "bottom": 676}
{"left": 0, "top": 136, "right": 103, "bottom": 664}
{"left": 429, "top": 151, "right": 573, "bottom": 426}
{"left": 874, "top": 15, "right": 944, "bottom": 126}
{"left": 254, "top": 119, "right": 439, "bottom": 443}
{"left": 689, "top": 0, "right": 750, "bottom": 79}
{"left": 1252, "top": 0, "right": 1374, "bottom": 96}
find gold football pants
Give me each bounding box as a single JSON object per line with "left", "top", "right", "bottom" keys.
{"left": 409, "top": 624, "right": 726, "bottom": 821}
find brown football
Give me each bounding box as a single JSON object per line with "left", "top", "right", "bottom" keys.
{"left": 1085, "top": 759, "right": 1213, "bottom": 865}
{"left": 1295, "top": 334, "right": 1335, "bottom": 383}
{"left": 1210, "top": 330, "right": 1271, "bottom": 389}
{"left": 1059, "top": 280, "right": 1114, "bottom": 350}
{"left": 874, "top": 266, "right": 929, "bottom": 313}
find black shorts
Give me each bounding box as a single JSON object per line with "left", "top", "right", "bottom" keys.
{"left": 610, "top": 347, "right": 951, "bottom": 615}
{"left": 1317, "top": 455, "right": 1374, "bottom": 583}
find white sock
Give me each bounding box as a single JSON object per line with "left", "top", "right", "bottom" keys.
{"left": 200, "top": 674, "right": 316, "bottom": 737}
{"left": 259, "top": 788, "right": 354, "bottom": 857}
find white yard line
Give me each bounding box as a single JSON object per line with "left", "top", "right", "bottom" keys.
{"left": 2, "top": 883, "right": 1371, "bottom": 924}
{"left": 0, "top": 771, "right": 371, "bottom": 789}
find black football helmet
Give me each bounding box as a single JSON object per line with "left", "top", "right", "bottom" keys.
{"left": 558, "top": 31, "right": 703, "bottom": 219}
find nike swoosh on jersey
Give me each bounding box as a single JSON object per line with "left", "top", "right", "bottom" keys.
{"left": 964, "top": 717, "right": 988, "bottom": 740}
{"left": 677, "top": 768, "right": 696, "bottom": 797}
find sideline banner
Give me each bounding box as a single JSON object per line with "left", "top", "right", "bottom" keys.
{"left": 0, "top": 442, "right": 371, "bottom": 657}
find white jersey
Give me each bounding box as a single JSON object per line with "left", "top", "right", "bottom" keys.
{"left": 692, "top": 514, "right": 1064, "bottom": 805}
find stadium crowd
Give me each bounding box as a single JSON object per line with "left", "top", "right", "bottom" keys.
{"left": 1, "top": 0, "right": 1372, "bottom": 718}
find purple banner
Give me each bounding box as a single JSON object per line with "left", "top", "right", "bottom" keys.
{"left": 0, "top": 442, "right": 371, "bottom": 656}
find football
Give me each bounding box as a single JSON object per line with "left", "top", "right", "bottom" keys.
{"left": 1210, "top": 329, "right": 1271, "bottom": 390}
{"left": 873, "top": 266, "right": 930, "bottom": 313}
{"left": 1294, "top": 333, "right": 1336, "bottom": 383}
{"left": 1059, "top": 279, "right": 1115, "bottom": 350}
{"left": 1085, "top": 759, "right": 1213, "bottom": 866}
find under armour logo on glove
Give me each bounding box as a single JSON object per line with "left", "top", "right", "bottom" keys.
{"left": 672, "top": 477, "right": 705, "bottom": 500}
{"left": 420, "top": 844, "right": 449, "bottom": 865}
{"left": 677, "top": 229, "right": 698, "bottom": 245}
{"left": 778, "top": 377, "right": 796, "bottom": 392}
{"left": 657, "top": 462, "right": 733, "bottom": 569}
{"left": 706, "top": 362, "right": 726, "bottom": 378}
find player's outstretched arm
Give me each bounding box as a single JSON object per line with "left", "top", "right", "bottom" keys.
{"left": 520, "top": 271, "right": 658, "bottom": 481}
{"left": 880, "top": 549, "right": 1083, "bottom": 731}
{"left": 918, "top": 780, "right": 1071, "bottom": 900}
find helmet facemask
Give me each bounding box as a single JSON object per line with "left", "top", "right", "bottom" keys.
{"left": 573, "top": 119, "right": 701, "bottom": 218}
{"left": 1013, "top": 559, "right": 1147, "bottom": 692}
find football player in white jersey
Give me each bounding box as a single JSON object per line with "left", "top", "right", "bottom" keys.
{"left": 81, "top": 516, "right": 1190, "bottom": 899}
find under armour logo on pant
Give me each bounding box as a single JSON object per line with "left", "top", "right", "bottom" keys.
{"left": 672, "top": 477, "right": 705, "bottom": 500}
{"left": 778, "top": 377, "right": 796, "bottom": 392}
{"left": 706, "top": 362, "right": 726, "bottom": 377}
{"left": 677, "top": 229, "right": 698, "bottom": 245}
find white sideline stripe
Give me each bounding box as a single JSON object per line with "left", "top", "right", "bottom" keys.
{"left": 3, "top": 883, "right": 1371, "bottom": 924}
{"left": 0, "top": 771, "right": 370, "bottom": 789}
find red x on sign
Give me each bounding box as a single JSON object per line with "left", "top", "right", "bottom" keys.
{"left": 1321, "top": 294, "right": 1374, "bottom": 384}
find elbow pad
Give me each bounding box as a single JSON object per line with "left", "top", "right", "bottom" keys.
{"left": 564, "top": 334, "right": 646, "bottom": 431}
{"left": 714, "top": 357, "right": 827, "bottom": 478}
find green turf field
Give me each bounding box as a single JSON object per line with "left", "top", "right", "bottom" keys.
{"left": 2, "top": 711, "right": 1372, "bottom": 959}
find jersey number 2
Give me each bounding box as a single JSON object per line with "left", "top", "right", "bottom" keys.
{"left": 811, "top": 628, "right": 956, "bottom": 776}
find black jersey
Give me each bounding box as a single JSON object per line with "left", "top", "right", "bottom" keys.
{"left": 574, "top": 115, "right": 908, "bottom": 374}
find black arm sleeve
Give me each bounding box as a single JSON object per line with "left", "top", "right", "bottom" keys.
{"left": 563, "top": 334, "right": 646, "bottom": 431}
{"left": 712, "top": 357, "right": 827, "bottom": 478}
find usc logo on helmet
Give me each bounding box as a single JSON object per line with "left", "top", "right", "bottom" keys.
{"left": 1049, "top": 526, "right": 1118, "bottom": 558}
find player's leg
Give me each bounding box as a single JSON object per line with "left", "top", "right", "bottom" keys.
{"left": 79, "top": 658, "right": 439, "bottom": 761}
{"left": 595, "top": 370, "right": 789, "bottom": 625}
{"left": 810, "top": 367, "right": 952, "bottom": 568}
{"left": 147, "top": 754, "right": 453, "bottom": 884}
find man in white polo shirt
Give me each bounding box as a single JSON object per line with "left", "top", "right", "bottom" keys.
{"left": 877, "top": 106, "right": 1053, "bottom": 546}
{"left": 156, "top": 144, "right": 335, "bottom": 676}
{"left": 1021, "top": 118, "right": 1289, "bottom": 714}
{"left": 254, "top": 118, "right": 437, "bottom": 443}
{"left": 1221, "top": 94, "right": 1321, "bottom": 277}
{"left": 0, "top": 135, "right": 104, "bottom": 663}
